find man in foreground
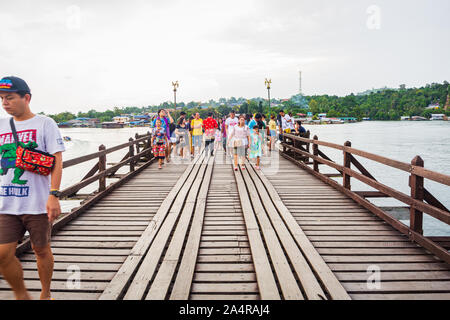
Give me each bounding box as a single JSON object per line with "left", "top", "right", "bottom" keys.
{"left": 0, "top": 76, "right": 65, "bottom": 300}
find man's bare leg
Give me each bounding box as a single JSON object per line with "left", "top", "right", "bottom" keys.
{"left": 32, "top": 244, "right": 54, "bottom": 300}
{"left": 0, "top": 242, "right": 31, "bottom": 300}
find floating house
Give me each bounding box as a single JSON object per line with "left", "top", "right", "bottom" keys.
{"left": 113, "top": 116, "right": 130, "bottom": 124}
{"left": 430, "top": 114, "right": 445, "bottom": 121}
{"left": 339, "top": 117, "right": 357, "bottom": 123}
{"left": 101, "top": 122, "right": 125, "bottom": 129}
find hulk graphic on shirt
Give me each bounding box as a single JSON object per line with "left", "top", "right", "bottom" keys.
{"left": 0, "top": 141, "right": 38, "bottom": 185}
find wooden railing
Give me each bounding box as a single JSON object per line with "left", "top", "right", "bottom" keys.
{"left": 279, "top": 132, "right": 450, "bottom": 264}
{"left": 61, "top": 132, "right": 153, "bottom": 198}
{"left": 16, "top": 132, "right": 154, "bottom": 255}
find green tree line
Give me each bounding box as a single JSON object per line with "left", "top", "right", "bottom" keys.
{"left": 46, "top": 82, "right": 449, "bottom": 123}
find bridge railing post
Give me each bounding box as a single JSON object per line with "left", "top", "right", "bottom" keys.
{"left": 409, "top": 156, "right": 424, "bottom": 235}
{"left": 135, "top": 133, "right": 140, "bottom": 155}
{"left": 145, "top": 131, "right": 152, "bottom": 160}
{"left": 129, "top": 138, "right": 135, "bottom": 172}
{"left": 98, "top": 144, "right": 106, "bottom": 192}
{"left": 343, "top": 141, "right": 352, "bottom": 189}
{"left": 313, "top": 135, "right": 319, "bottom": 172}
{"left": 292, "top": 134, "right": 297, "bottom": 160}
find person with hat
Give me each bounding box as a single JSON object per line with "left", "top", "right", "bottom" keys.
{"left": 0, "top": 76, "right": 65, "bottom": 300}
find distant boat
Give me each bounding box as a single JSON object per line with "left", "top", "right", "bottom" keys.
{"left": 411, "top": 116, "right": 428, "bottom": 121}
{"left": 400, "top": 116, "right": 410, "bottom": 121}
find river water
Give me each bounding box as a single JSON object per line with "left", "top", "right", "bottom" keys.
{"left": 59, "top": 121, "right": 449, "bottom": 236}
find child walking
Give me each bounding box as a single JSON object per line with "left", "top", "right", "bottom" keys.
{"left": 152, "top": 119, "right": 169, "bottom": 169}
{"left": 214, "top": 127, "right": 222, "bottom": 152}
{"left": 249, "top": 125, "right": 263, "bottom": 170}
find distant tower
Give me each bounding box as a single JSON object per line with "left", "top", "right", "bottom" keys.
{"left": 299, "top": 71, "right": 302, "bottom": 95}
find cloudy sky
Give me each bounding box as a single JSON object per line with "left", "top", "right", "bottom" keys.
{"left": 0, "top": 0, "right": 449, "bottom": 114}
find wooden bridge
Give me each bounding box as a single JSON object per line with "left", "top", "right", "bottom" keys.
{"left": 1, "top": 131, "right": 449, "bottom": 300}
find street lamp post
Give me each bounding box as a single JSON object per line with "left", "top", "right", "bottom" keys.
{"left": 265, "top": 78, "right": 272, "bottom": 110}
{"left": 172, "top": 81, "right": 179, "bottom": 108}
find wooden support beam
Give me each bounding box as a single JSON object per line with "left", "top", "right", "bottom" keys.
{"left": 424, "top": 188, "right": 450, "bottom": 213}
{"left": 313, "top": 135, "right": 319, "bottom": 172}
{"left": 129, "top": 138, "right": 135, "bottom": 172}
{"left": 343, "top": 141, "right": 351, "bottom": 190}
{"left": 355, "top": 191, "right": 389, "bottom": 198}
{"left": 410, "top": 156, "right": 424, "bottom": 235}
{"left": 98, "top": 145, "right": 106, "bottom": 192}
{"left": 350, "top": 154, "right": 377, "bottom": 181}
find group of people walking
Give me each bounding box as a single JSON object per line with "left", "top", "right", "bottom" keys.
{"left": 0, "top": 76, "right": 309, "bottom": 300}
{"left": 150, "top": 108, "right": 307, "bottom": 171}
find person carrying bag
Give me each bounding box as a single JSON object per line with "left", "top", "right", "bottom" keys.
{"left": 10, "top": 118, "right": 55, "bottom": 176}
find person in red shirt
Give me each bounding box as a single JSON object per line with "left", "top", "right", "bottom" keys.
{"left": 203, "top": 113, "right": 218, "bottom": 156}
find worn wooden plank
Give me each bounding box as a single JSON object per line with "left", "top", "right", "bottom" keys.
{"left": 0, "top": 290, "right": 101, "bottom": 300}
{"left": 191, "top": 283, "right": 259, "bottom": 294}
{"left": 195, "top": 263, "right": 254, "bottom": 272}
{"left": 21, "top": 254, "right": 126, "bottom": 263}
{"left": 335, "top": 271, "right": 450, "bottom": 281}
{"left": 123, "top": 153, "right": 208, "bottom": 300}
{"left": 99, "top": 152, "right": 205, "bottom": 300}
{"left": 197, "top": 255, "right": 253, "bottom": 263}
{"left": 328, "top": 263, "right": 450, "bottom": 272}
{"left": 231, "top": 164, "right": 281, "bottom": 300}
{"left": 254, "top": 162, "right": 350, "bottom": 300}
{"left": 148, "top": 155, "right": 215, "bottom": 300}
{"left": 194, "top": 273, "right": 256, "bottom": 282}
{"left": 190, "top": 294, "right": 260, "bottom": 300}
{"left": 343, "top": 281, "right": 450, "bottom": 293}
{"left": 244, "top": 163, "right": 325, "bottom": 300}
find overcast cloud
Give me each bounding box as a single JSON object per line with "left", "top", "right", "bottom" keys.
{"left": 0, "top": 0, "right": 449, "bottom": 114}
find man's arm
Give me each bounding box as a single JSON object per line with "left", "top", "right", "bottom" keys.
{"left": 47, "top": 151, "right": 63, "bottom": 223}
{"left": 167, "top": 111, "right": 174, "bottom": 123}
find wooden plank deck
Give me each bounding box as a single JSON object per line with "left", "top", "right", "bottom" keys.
{"left": 261, "top": 150, "right": 450, "bottom": 300}
{"left": 0, "top": 160, "right": 188, "bottom": 300}
{"left": 1, "top": 147, "right": 449, "bottom": 300}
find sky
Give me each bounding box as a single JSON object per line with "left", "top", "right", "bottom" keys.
{"left": 0, "top": 0, "right": 449, "bottom": 114}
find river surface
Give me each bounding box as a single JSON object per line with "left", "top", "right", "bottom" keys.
{"left": 59, "top": 121, "right": 450, "bottom": 236}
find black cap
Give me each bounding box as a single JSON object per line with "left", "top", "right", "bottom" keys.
{"left": 0, "top": 76, "right": 31, "bottom": 94}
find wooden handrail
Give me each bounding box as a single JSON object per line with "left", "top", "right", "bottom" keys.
{"left": 281, "top": 141, "right": 450, "bottom": 223}
{"left": 282, "top": 133, "right": 450, "bottom": 186}
{"left": 280, "top": 133, "right": 450, "bottom": 264}
{"left": 62, "top": 134, "right": 150, "bottom": 169}
{"left": 61, "top": 133, "right": 153, "bottom": 199}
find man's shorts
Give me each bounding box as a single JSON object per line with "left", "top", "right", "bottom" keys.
{"left": 0, "top": 214, "right": 51, "bottom": 247}
{"left": 283, "top": 129, "right": 291, "bottom": 134}
{"left": 192, "top": 135, "right": 203, "bottom": 148}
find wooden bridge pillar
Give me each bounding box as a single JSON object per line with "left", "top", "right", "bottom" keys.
{"left": 135, "top": 133, "right": 140, "bottom": 155}
{"left": 129, "top": 138, "right": 135, "bottom": 172}
{"left": 410, "top": 156, "right": 424, "bottom": 235}
{"left": 98, "top": 144, "right": 106, "bottom": 192}
{"left": 313, "top": 135, "right": 319, "bottom": 172}
{"left": 343, "top": 141, "right": 352, "bottom": 189}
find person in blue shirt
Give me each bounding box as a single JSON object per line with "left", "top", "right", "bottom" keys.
{"left": 248, "top": 113, "right": 266, "bottom": 134}
{"left": 294, "top": 120, "right": 307, "bottom": 135}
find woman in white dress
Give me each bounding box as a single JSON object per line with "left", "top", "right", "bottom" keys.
{"left": 228, "top": 115, "right": 250, "bottom": 171}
